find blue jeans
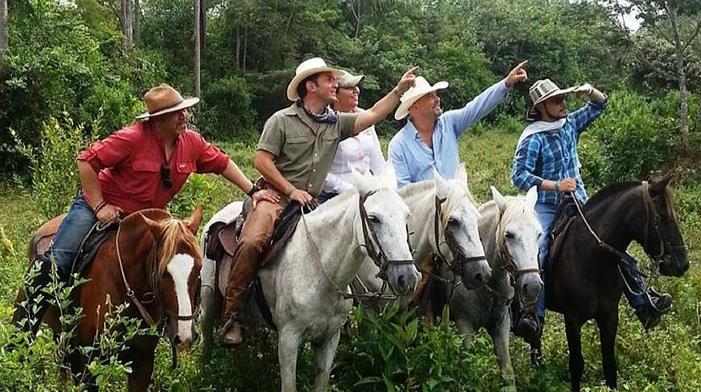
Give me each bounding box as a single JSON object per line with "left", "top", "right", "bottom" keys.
{"left": 534, "top": 203, "right": 558, "bottom": 320}
{"left": 45, "top": 193, "right": 97, "bottom": 279}
{"left": 535, "top": 202, "right": 648, "bottom": 321}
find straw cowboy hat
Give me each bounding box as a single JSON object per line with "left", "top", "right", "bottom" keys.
{"left": 136, "top": 84, "right": 200, "bottom": 120}
{"left": 528, "top": 79, "right": 577, "bottom": 106}
{"left": 287, "top": 57, "right": 344, "bottom": 101}
{"left": 525, "top": 79, "right": 577, "bottom": 121}
{"left": 337, "top": 70, "right": 365, "bottom": 88}
{"left": 394, "top": 76, "right": 449, "bottom": 120}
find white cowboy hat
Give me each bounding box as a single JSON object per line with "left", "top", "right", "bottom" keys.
{"left": 287, "top": 57, "right": 344, "bottom": 101}
{"left": 337, "top": 70, "right": 365, "bottom": 88}
{"left": 394, "top": 76, "right": 449, "bottom": 120}
{"left": 529, "top": 79, "right": 576, "bottom": 106}
{"left": 136, "top": 84, "right": 199, "bottom": 120}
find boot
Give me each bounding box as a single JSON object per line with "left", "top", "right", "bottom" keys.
{"left": 514, "top": 311, "right": 542, "bottom": 347}
{"left": 635, "top": 288, "right": 673, "bottom": 331}
{"left": 14, "top": 255, "right": 53, "bottom": 337}
{"left": 220, "top": 313, "right": 245, "bottom": 347}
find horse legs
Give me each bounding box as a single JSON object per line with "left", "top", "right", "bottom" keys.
{"left": 200, "top": 284, "right": 220, "bottom": 359}
{"left": 127, "top": 350, "right": 156, "bottom": 392}
{"left": 454, "top": 318, "right": 475, "bottom": 349}
{"left": 312, "top": 330, "right": 341, "bottom": 392}
{"left": 564, "top": 316, "right": 584, "bottom": 392}
{"left": 488, "top": 311, "right": 516, "bottom": 391}
{"left": 278, "top": 327, "right": 301, "bottom": 392}
{"left": 596, "top": 311, "right": 619, "bottom": 389}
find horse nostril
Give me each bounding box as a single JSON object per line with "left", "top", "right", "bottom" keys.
{"left": 173, "top": 336, "right": 181, "bottom": 346}
{"left": 474, "top": 273, "right": 484, "bottom": 283}
{"left": 398, "top": 275, "right": 406, "bottom": 288}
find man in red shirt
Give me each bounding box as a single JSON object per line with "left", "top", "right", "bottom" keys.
{"left": 20, "top": 84, "right": 278, "bottom": 335}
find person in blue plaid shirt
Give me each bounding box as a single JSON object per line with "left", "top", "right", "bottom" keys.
{"left": 511, "top": 79, "right": 672, "bottom": 348}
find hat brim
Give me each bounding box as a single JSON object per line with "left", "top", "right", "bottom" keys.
{"left": 287, "top": 66, "right": 344, "bottom": 101}
{"left": 394, "top": 81, "right": 449, "bottom": 120}
{"left": 339, "top": 74, "right": 365, "bottom": 88}
{"left": 532, "top": 86, "right": 576, "bottom": 107}
{"left": 136, "top": 97, "right": 200, "bottom": 120}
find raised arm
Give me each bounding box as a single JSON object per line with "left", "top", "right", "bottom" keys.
{"left": 353, "top": 66, "right": 419, "bottom": 134}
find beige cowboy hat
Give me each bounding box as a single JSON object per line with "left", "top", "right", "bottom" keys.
{"left": 529, "top": 79, "right": 577, "bottom": 106}
{"left": 136, "top": 84, "right": 200, "bottom": 120}
{"left": 337, "top": 70, "right": 365, "bottom": 88}
{"left": 394, "top": 76, "right": 449, "bottom": 120}
{"left": 287, "top": 57, "right": 344, "bottom": 101}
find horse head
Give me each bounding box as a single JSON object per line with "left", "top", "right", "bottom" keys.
{"left": 642, "top": 175, "right": 689, "bottom": 277}
{"left": 434, "top": 167, "right": 491, "bottom": 289}
{"left": 139, "top": 206, "right": 204, "bottom": 350}
{"left": 491, "top": 186, "right": 542, "bottom": 304}
{"left": 352, "top": 166, "right": 419, "bottom": 296}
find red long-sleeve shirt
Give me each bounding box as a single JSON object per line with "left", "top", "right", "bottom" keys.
{"left": 77, "top": 121, "right": 229, "bottom": 214}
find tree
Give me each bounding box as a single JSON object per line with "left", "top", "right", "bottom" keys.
{"left": 624, "top": 0, "right": 701, "bottom": 152}
{"left": 0, "top": 0, "right": 7, "bottom": 55}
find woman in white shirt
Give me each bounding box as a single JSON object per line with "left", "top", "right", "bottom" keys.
{"left": 320, "top": 70, "right": 385, "bottom": 203}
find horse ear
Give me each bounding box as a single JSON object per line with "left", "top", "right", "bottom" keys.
{"left": 350, "top": 167, "right": 372, "bottom": 195}
{"left": 526, "top": 186, "right": 538, "bottom": 209}
{"left": 379, "top": 161, "right": 398, "bottom": 190}
{"left": 185, "top": 205, "right": 204, "bottom": 235}
{"left": 433, "top": 169, "right": 450, "bottom": 199}
{"left": 139, "top": 214, "right": 163, "bottom": 238}
{"left": 650, "top": 174, "right": 672, "bottom": 197}
{"left": 490, "top": 186, "right": 507, "bottom": 212}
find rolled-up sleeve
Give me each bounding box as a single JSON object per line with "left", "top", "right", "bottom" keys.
{"left": 511, "top": 136, "right": 544, "bottom": 192}
{"left": 77, "top": 129, "right": 134, "bottom": 172}
{"left": 195, "top": 135, "right": 230, "bottom": 174}
{"left": 257, "top": 116, "right": 284, "bottom": 156}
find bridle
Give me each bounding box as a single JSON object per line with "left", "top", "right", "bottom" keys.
{"left": 571, "top": 181, "right": 685, "bottom": 272}
{"left": 302, "top": 190, "right": 414, "bottom": 301}
{"left": 114, "top": 221, "right": 200, "bottom": 368}
{"left": 431, "top": 196, "right": 488, "bottom": 278}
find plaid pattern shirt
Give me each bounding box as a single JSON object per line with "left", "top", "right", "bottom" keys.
{"left": 511, "top": 100, "right": 607, "bottom": 206}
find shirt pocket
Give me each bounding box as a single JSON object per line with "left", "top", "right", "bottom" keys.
{"left": 127, "top": 160, "right": 161, "bottom": 197}
{"left": 283, "top": 136, "right": 312, "bottom": 161}
{"left": 175, "top": 161, "right": 196, "bottom": 174}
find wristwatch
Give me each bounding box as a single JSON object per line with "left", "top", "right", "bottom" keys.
{"left": 247, "top": 184, "right": 261, "bottom": 198}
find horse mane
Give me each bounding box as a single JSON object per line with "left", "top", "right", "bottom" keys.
{"left": 157, "top": 218, "right": 200, "bottom": 277}
{"left": 400, "top": 178, "right": 478, "bottom": 228}
{"left": 583, "top": 181, "right": 640, "bottom": 211}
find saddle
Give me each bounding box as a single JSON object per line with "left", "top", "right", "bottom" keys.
{"left": 35, "top": 221, "right": 118, "bottom": 283}
{"left": 548, "top": 196, "right": 579, "bottom": 266}
{"left": 204, "top": 198, "right": 316, "bottom": 329}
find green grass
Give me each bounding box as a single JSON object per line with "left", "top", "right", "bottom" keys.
{"left": 0, "top": 128, "right": 699, "bottom": 390}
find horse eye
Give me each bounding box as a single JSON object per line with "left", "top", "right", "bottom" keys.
{"left": 505, "top": 231, "right": 515, "bottom": 239}
{"left": 448, "top": 218, "right": 458, "bottom": 226}
{"left": 368, "top": 215, "right": 380, "bottom": 223}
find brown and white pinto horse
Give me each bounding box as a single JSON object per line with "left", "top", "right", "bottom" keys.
{"left": 13, "top": 207, "right": 203, "bottom": 392}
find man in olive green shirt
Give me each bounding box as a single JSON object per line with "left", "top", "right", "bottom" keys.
{"left": 221, "top": 57, "right": 417, "bottom": 346}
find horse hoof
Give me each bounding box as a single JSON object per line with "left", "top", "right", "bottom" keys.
{"left": 530, "top": 348, "right": 545, "bottom": 369}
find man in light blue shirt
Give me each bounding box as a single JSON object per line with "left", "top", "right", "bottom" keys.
{"left": 389, "top": 61, "right": 529, "bottom": 188}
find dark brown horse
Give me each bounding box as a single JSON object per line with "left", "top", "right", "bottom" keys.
{"left": 536, "top": 176, "right": 689, "bottom": 391}
{"left": 12, "top": 207, "right": 203, "bottom": 392}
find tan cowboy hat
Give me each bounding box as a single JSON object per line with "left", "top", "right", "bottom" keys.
{"left": 337, "top": 70, "right": 365, "bottom": 88}
{"left": 136, "top": 84, "right": 199, "bottom": 120}
{"left": 394, "top": 76, "right": 449, "bottom": 120}
{"left": 529, "top": 79, "right": 576, "bottom": 106}
{"left": 287, "top": 57, "right": 344, "bottom": 101}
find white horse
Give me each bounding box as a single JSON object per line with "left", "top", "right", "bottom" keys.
{"left": 199, "top": 170, "right": 419, "bottom": 392}
{"left": 448, "top": 186, "right": 542, "bottom": 391}
{"left": 352, "top": 168, "right": 492, "bottom": 305}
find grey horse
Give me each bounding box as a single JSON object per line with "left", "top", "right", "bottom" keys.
{"left": 448, "top": 186, "right": 542, "bottom": 390}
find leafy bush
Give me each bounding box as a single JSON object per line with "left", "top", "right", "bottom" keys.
{"left": 581, "top": 90, "right": 679, "bottom": 188}
{"left": 197, "top": 74, "right": 258, "bottom": 142}
{"left": 12, "top": 116, "right": 98, "bottom": 219}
